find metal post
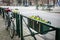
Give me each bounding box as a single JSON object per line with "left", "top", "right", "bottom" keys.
{"left": 16, "top": 13, "right": 20, "bottom": 37}
{"left": 0, "top": 7, "right": 2, "bottom": 15}
{"left": 55, "top": 28, "right": 60, "bottom": 40}
{"left": 2, "top": 8, "right": 5, "bottom": 19}
{"left": 20, "top": 15, "right": 24, "bottom": 40}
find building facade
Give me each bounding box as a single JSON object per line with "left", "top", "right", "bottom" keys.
{"left": 0, "top": 0, "right": 58, "bottom": 6}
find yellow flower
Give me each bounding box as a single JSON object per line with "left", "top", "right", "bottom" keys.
{"left": 12, "top": 9, "right": 19, "bottom": 13}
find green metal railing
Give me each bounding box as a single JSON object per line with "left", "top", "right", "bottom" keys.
{"left": 7, "top": 13, "right": 60, "bottom": 40}
{"left": 15, "top": 14, "right": 60, "bottom": 40}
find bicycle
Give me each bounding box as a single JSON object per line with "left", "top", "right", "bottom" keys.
{"left": 5, "top": 11, "right": 16, "bottom": 39}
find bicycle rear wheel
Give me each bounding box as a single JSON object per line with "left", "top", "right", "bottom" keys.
{"left": 9, "top": 20, "right": 15, "bottom": 39}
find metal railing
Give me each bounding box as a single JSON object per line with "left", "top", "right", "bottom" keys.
{"left": 18, "top": 14, "right": 60, "bottom": 40}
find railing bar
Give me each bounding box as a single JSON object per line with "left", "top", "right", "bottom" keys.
{"left": 20, "top": 14, "right": 56, "bottom": 29}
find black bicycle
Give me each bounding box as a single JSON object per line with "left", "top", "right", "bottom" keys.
{"left": 5, "top": 12, "right": 16, "bottom": 39}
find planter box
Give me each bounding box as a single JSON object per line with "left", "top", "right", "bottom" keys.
{"left": 28, "top": 19, "right": 50, "bottom": 34}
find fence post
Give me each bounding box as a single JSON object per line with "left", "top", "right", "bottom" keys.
{"left": 20, "top": 15, "right": 24, "bottom": 40}
{"left": 16, "top": 13, "right": 20, "bottom": 37}
{"left": 55, "top": 28, "right": 60, "bottom": 40}
{"left": 2, "top": 8, "right": 5, "bottom": 18}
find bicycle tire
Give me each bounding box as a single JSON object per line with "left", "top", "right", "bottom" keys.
{"left": 9, "top": 20, "right": 15, "bottom": 39}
